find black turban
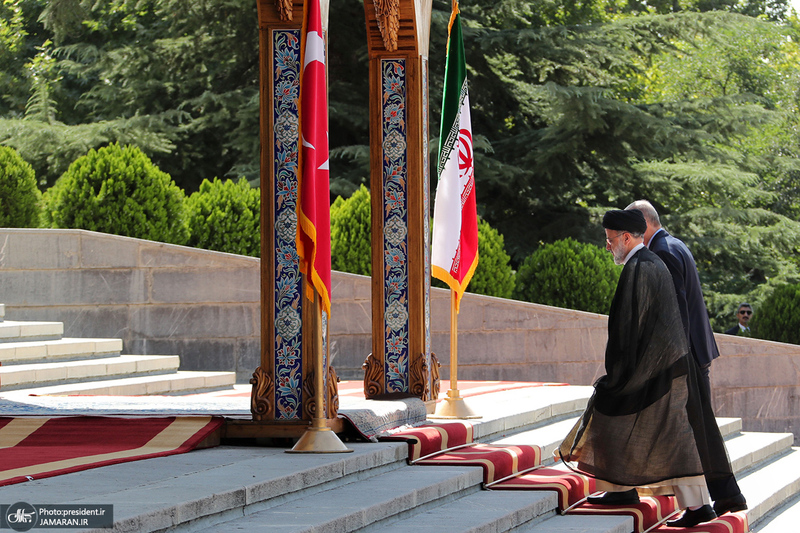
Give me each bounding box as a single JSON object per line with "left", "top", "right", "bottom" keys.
{"left": 603, "top": 209, "right": 646, "bottom": 234}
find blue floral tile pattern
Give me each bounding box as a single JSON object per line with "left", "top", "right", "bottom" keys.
{"left": 273, "top": 29, "right": 303, "bottom": 419}
{"left": 381, "top": 59, "right": 409, "bottom": 393}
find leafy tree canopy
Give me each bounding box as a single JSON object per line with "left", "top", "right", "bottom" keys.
{"left": 1, "top": 0, "right": 799, "bottom": 329}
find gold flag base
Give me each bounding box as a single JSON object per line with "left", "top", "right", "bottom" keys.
{"left": 286, "top": 422, "right": 353, "bottom": 454}
{"left": 428, "top": 389, "right": 482, "bottom": 419}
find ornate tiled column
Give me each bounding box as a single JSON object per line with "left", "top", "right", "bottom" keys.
{"left": 362, "top": 0, "right": 438, "bottom": 402}
{"left": 241, "top": 0, "right": 339, "bottom": 437}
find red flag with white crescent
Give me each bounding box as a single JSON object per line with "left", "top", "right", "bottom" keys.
{"left": 297, "top": 0, "right": 332, "bottom": 315}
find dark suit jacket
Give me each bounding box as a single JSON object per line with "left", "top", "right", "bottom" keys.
{"left": 648, "top": 229, "right": 720, "bottom": 367}
{"left": 725, "top": 325, "right": 741, "bottom": 336}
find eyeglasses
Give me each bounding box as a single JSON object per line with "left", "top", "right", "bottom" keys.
{"left": 739, "top": 310, "right": 752, "bottom": 316}
{"left": 606, "top": 233, "right": 626, "bottom": 245}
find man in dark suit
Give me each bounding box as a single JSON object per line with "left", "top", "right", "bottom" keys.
{"left": 626, "top": 200, "right": 747, "bottom": 517}
{"left": 725, "top": 303, "right": 753, "bottom": 336}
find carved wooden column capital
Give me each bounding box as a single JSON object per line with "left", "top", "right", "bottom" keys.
{"left": 274, "top": 0, "right": 293, "bottom": 20}
{"left": 373, "top": 0, "right": 400, "bottom": 51}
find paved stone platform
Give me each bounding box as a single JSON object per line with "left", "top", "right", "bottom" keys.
{"left": 0, "top": 381, "right": 793, "bottom": 532}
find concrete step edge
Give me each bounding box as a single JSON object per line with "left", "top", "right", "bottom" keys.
{"left": 738, "top": 446, "right": 800, "bottom": 528}
{"left": 65, "top": 443, "right": 411, "bottom": 533}
{"left": 514, "top": 512, "right": 634, "bottom": 533}
{"left": 0, "top": 320, "right": 64, "bottom": 342}
{"left": 0, "top": 338, "right": 125, "bottom": 365}
{"left": 491, "top": 416, "right": 745, "bottom": 466}
{"left": 491, "top": 416, "right": 579, "bottom": 464}
{"left": 191, "top": 465, "right": 486, "bottom": 533}
{"left": 367, "top": 487, "right": 557, "bottom": 533}
{"left": 752, "top": 489, "right": 800, "bottom": 532}
{"left": 3, "top": 370, "right": 236, "bottom": 396}
{"left": 466, "top": 386, "right": 593, "bottom": 443}
{"left": 726, "top": 431, "right": 795, "bottom": 476}
{"left": 0, "top": 355, "right": 182, "bottom": 390}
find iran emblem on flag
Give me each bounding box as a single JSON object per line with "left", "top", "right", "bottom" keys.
{"left": 431, "top": 4, "right": 478, "bottom": 312}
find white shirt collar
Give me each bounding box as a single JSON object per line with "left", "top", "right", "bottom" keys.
{"left": 623, "top": 243, "right": 645, "bottom": 265}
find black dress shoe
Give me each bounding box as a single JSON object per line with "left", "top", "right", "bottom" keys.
{"left": 666, "top": 505, "right": 716, "bottom": 528}
{"left": 586, "top": 489, "right": 640, "bottom": 506}
{"left": 714, "top": 493, "right": 748, "bottom": 516}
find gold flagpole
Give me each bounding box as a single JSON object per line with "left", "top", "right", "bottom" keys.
{"left": 287, "top": 291, "right": 352, "bottom": 453}
{"left": 431, "top": 289, "right": 480, "bottom": 419}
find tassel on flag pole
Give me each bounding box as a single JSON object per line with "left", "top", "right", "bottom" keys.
{"left": 430, "top": 0, "right": 480, "bottom": 419}
{"left": 287, "top": 0, "right": 351, "bottom": 453}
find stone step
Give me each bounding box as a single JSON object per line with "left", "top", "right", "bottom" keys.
{"left": 0, "top": 354, "right": 180, "bottom": 390}
{"left": 0, "top": 337, "right": 123, "bottom": 365}
{"left": 754, "top": 491, "right": 800, "bottom": 532}
{"left": 193, "top": 464, "right": 485, "bottom": 533}
{"left": 2, "top": 370, "right": 236, "bottom": 396}
{"left": 493, "top": 416, "right": 745, "bottom": 466}
{"left": 726, "top": 431, "right": 795, "bottom": 475}
{"left": 492, "top": 416, "right": 579, "bottom": 464}
{"left": 518, "top": 514, "right": 633, "bottom": 533}
{"left": 464, "top": 385, "right": 593, "bottom": 443}
{"left": 739, "top": 446, "right": 800, "bottom": 527}
{"left": 369, "top": 489, "right": 557, "bottom": 533}
{"left": 0, "top": 320, "right": 63, "bottom": 342}
{"left": 0, "top": 440, "right": 412, "bottom": 533}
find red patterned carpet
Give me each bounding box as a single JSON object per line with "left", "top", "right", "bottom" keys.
{"left": 0, "top": 382, "right": 750, "bottom": 533}
{"left": 384, "top": 421, "right": 748, "bottom": 533}
{"left": 0, "top": 416, "right": 222, "bottom": 487}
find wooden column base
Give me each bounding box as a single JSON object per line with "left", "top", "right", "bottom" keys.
{"left": 223, "top": 417, "right": 346, "bottom": 441}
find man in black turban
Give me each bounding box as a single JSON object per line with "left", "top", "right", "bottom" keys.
{"left": 626, "top": 200, "right": 746, "bottom": 518}
{"left": 559, "top": 209, "right": 729, "bottom": 528}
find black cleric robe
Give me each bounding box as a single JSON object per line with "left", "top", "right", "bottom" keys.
{"left": 559, "top": 247, "right": 734, "bottom": 488}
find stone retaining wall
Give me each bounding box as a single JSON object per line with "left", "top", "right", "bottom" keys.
{"left": 2, "top": 229, "right": 798, "bottom": 441}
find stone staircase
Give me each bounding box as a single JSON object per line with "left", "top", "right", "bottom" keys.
{"left": 0, "top": 304, "right": 236, "bottom": 396}
{"left": 3, "top": 385, "right": 792, "bottom": 533}
{"left": 186, "top": 386, "right": 798, "bottom": 533}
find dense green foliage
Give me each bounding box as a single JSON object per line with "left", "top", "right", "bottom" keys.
{"left": 468, "top": 218, "right": 515, "bottom": 298}
{"left": 0, "top": 145, "right": 41, "bottom": 227}
{"left": 42, "top": 143, "right": 189, "bottom": 244}
{"left": 186, "top": 178, "right": 260, "bottom": 256}
{"left": 331, "top": 187, "right": 516, "bottom": 299}
{"left": 330, "top": 185, "right": 371, "bottom": 276}
{"left": 513, "top": 238, "right": 622, "bottom": 314}
{"left": 2, "top": 0, "right": 800, "bottom": 328}
{"left": 0, "top": 0, "right": 256, "bottom": 190}
{"left": 750, "top": 283, "right": 800, "bottom": 344}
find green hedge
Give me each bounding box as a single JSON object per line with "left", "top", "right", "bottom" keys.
{"left": 42, "top": 143, "right": 189, "bottom": 244}
{"left": 330, "top": 184, "right": 371, "bottom": 276}
{"left": 186, "top": 177, "right": 260, "bottom": 256}
{"left": 513, "top": 238, "right": 621, "bottom": 314}
{"left": 467, "top": 218, "right": 515, "bottom": 298}
{"left": 751, "top": 283, "right": 800, "bottom": 344}
{"left": 0, "top": 146, "right": 41, "bottom": 227}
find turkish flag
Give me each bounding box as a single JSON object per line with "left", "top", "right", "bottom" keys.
{"left": 297, "top": 0, "right": 331, "bottom": 315}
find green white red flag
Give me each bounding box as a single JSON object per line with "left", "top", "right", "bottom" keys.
{"left": 297, "top": 0, "right": 332, "bottom": 315}
{"left": 432, "top": 2, "right": 478, "bottom": 312}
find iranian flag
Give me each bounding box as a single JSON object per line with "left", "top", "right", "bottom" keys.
{"left": 431, "top": 2, "right": 478, "bottom": 312}
{"left": 297, "top": 0, "right": 332, "bottom": 315}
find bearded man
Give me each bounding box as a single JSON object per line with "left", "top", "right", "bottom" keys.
{"left": 559, "top": 209, "right": 737, "bottom": 528}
